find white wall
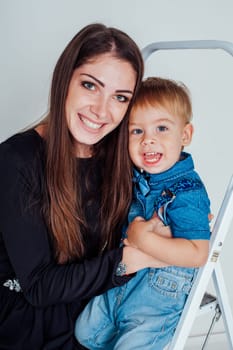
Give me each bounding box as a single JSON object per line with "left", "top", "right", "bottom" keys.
{"left": 1, "top": 0, "right": 233, "bottom": 345}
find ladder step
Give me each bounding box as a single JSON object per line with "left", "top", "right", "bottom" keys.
{"left": 200, "top": 292, "right": 218, "bottom": 315}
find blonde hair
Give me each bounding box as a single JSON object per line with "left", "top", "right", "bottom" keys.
{"left": 131, "top": 77, "right": 192, "bottom": 124}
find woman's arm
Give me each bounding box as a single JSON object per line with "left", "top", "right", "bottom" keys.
{"left": 0, "top": 136, "right": 152, "bottom": 307}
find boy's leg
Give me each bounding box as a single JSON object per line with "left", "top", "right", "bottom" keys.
{"left": 74, "top": 290, "right": 117, "bottom": 350}
{"left": 113, "top": 313, "right": 177, "bottom": 350}
{"left": 112, "top": 267, "right": 194, "bottom": 350}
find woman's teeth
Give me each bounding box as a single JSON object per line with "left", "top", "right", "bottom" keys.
{"left": 81, "top": 116, "right": 102, "bottom": 129}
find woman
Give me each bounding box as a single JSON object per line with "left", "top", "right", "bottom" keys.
{"left": 0, "top": 23, "right": 161, "bottom": 349}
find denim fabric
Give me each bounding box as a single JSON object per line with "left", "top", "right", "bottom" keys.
{"left": 75, "top": 267, "right": 197, "bottom": 350}
{"left": 75, "top": 152, "right": 211, "bottom": 350}
{"left": 128, "top": 152, "right": 211, "bottom": 239}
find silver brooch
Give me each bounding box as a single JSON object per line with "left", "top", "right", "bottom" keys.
{"left": 3, "top": 278, "right": 22, "bottom": 292}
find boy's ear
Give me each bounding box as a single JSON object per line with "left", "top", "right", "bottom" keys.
{"left": 182, "top": 123, "right": 193, "bottom": 146}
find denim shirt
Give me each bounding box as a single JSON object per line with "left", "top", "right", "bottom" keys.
{"left": 128, "top": 152, "right": 211, "bottom": 240}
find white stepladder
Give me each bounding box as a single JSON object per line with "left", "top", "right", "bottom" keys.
{"left": 168, "top": 175, "right": 233, "bottom": 350}
{"left": 141, "top": 40, "right": 233, "bottom": 349}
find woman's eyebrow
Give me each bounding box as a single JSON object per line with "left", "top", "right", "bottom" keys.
{"left": 116, "top": 89, "right": 133, "bottom": 95}
{"left": 80, "top": 73, "right": 104, "bottom": 87}
{"left": 80, "top": 73, "right": 133, "bottom": 94}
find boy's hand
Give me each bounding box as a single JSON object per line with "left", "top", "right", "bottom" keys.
{"left": 125, "top": 215, "right": 172, "bottom": 248}
{"left": 149, "top": 213, "right": 172, "bottom": 237}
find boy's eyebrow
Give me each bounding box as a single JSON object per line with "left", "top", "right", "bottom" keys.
{"left": 156, "top": 118, "right": 175, "bottom": 124}
{"left": 129, "top": 118, "right": 175, "bottom": 125}
{"left": 129, "top": 122, "right": 140, "bottom": 125}
{"left": 80, "top": 73, "right": 133, "bottom": 94}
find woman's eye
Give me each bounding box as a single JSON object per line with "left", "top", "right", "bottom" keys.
{"left": 115, "top": 95, "right": 129, "bottom": 103}
{"left": 82, "top": 81, "right": 95, "bottom": 90}
{"left": 157, "top": 125, "right": 168, "bottom": 132}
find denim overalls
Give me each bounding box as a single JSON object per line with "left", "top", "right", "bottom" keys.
{"left": 75, "top": 152, "right": 211, "bottom": 350}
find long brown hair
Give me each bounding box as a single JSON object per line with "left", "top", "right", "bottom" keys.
{"left": 39, "top": 23, "right": 144, "bottom": 263}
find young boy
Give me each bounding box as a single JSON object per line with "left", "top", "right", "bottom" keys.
{"left": 75, "top": 77, "right": 211, "bottom": 350}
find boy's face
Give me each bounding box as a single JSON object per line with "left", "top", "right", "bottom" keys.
{"left": 128, "top": 104, "right": 193, "bottom": 174}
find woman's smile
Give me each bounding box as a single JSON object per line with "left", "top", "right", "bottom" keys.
{"left": 78, "top": 113, "right": 104, "bottom": 131}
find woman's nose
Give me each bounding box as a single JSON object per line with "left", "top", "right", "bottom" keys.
{"left": 91, "top": 95, "right": 109, "bottom": 119}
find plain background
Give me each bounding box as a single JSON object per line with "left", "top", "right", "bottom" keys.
{"left": 1, "top": 0, "right": 233, "bottom": 347}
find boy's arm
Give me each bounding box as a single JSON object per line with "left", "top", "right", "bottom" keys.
{"left": 123, "top": 238, "right": 169, "bottom": 268}
{"left": 126, "top": 216, "right": 209, "bottom": 267}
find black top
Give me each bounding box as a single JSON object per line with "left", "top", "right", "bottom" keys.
{"left": 0, "top": 129, "right": 130, "bottom": 349}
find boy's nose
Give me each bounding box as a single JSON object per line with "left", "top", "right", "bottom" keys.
{"left": 142, "top": 138, "right": 156, "bottom": 146}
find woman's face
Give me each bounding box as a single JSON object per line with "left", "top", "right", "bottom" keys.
{"left": 65, "top": 53, "right": 137, "bottom": 157}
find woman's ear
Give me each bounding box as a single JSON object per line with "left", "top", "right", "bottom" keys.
{"left": 182, "top": 123, "right": 193, "bottom": 146}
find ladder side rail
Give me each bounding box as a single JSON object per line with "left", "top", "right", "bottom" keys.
{"left": 168, "top": 176, "right": 233, "bottom": 350}
{"left": 142, "top": 40, "right": 233, "bottom": 61}
{"left": 167, "top": 263, "right": 216, "bottom": 350}
{"left": 208, "top": 176, "right": 233, "bottom": 261}
{"left": 212, "top": 263, "right": 233, "bottom": 348}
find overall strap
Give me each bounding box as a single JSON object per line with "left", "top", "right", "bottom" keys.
{"left": 155, "top": 178, "right": 203, "bottom": 225}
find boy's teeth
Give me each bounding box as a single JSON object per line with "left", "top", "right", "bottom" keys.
{"left": 144, "top": 152, "right": 161, "bottom": 161}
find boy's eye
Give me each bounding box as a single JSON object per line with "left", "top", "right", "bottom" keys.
{"left": 157, "top": 125, "right": 168, "bottom": 132}
{"left": 130, "top": 128, "right": 143, "bottom": 135}
{"left": 82, "top": 81, "right": 95, "bottom": 90}
{"left": 115, "top": 95, "right": 129, "bottom": 103}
